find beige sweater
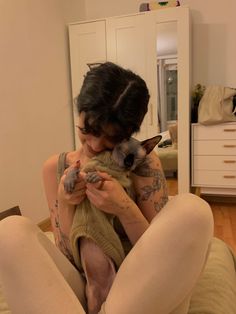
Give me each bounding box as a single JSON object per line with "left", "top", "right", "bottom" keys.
{"left": 70, "top": 150, "right": 133, "bottom": 271}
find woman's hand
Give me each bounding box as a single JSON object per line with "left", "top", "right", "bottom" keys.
{"left": 86, "top": 171, "right": 149, "bottom": 244}
{"left": 58, "top": 161, "right": 87, "bottom": 206}
{"left": 85, "top": 171, "right": 136, "bottom": 217}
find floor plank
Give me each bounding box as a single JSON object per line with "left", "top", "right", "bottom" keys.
{"left": 166, "top": 177, "right": 178, "bottom": 195}
{"left": 210, "top": 202, "right": 236, "bottom": 252}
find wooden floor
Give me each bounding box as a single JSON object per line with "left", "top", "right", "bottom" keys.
{"left": 166, "top": 177, "right": 178, "bottom": 196}
{"left": 166, "top": 178, "right": 236, "bottom": 253}
{"left": 210, "top": 201, "right": 236, "bottom": 252}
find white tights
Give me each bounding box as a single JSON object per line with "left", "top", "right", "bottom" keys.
{"left": 0, "top": 193, "right": 213, "bottom": 314}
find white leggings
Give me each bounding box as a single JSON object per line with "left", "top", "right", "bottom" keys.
{"left": 0, "top": 193, "right": 213, "bottom": 314}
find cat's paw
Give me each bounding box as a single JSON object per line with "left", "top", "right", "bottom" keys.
{"left": 64, "top": 168, "right": 80, "bottom": 193}
{"left": 85, "top": 171, "right": 102, "bottom": 183}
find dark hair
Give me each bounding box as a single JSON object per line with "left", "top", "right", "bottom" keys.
{"left": 75, "top": 62, "right": 150, "bottom": 142}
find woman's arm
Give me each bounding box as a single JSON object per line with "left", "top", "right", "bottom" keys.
{"left": 85, "top": 152, "right": 168, "bottom": 245}
{"left": 131, "top": 150, "right": 168, "bottom": 223}
{"left": 42, "top": 154, "right": 86, "bottom": 237}
{"left": 42, "top": 154, "right": 62, "bottom": 223}
{"left": 42, "top": 155, "right": 74, "bottom": 237}
{"left": 118, "top": 151, "right": 168, "bottom": 243}
{"left": 85, "top": 175, "right": 149, "bottom": 245}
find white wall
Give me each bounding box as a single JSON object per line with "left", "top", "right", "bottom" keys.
{"left": 0, "top": 0, "right": 85, "bottom": 223}
{"left": 85, "top": 0, "right": 144, "bottom": 19}
{"left": 182, "top": 0, "right": 236, "bottom": 87}
{"left": 85, "top": 0, "right": 236, "bottom": 88}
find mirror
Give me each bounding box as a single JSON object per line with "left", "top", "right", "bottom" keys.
{"left": 152, "top": 8, "right": 191, "bottom": 195}
{"left": 156, "top": 22, "right": 178, "bottom": 195}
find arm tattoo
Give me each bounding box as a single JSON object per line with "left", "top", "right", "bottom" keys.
{"left": 154, "top": 196, "right": 169, "bottom": 213}
{"left": 136, "top": 162, "right": 168, "bottom": 212}
{"left": 49, "top": 199, "right": 74, "bottom": 264}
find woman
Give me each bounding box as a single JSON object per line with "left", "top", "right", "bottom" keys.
{"left": 0, "top": 62, "right": 213, "bottom": 314}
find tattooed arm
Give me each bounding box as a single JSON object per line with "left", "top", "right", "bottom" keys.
{"left": 87, "top": 151, "right": 168, "bottom": 244}
{"left": 130, "top": 150, "right": 168, "bottom": 223}
{"left": 42, "top": 153, "right": 85, "bottom": 262}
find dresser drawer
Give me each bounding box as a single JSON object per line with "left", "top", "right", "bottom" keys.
{"left": 193, "top": 140, "right": 236, "bottom": 155}
{"left": 193, "top": 170, "right": 236, "bottom": 188}
{"left": 192, "top": 123, "right": 236, "bottom": 140}
{"left": 193, "top": 156, "right": 236, "bottom": 171}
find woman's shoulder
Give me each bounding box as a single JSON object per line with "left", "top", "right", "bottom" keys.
{"left": 42, "top": 151, "right": 78, "bottom": 175}
{"left": 42, "top": 154, "right": 59, "bottom": 176}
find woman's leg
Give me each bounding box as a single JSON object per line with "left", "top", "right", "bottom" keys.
{"left": 100, "top": 193, "right": 214, "bottom": 314}
{"left": 0, "top": 215, "right": 86, "bottom": 314}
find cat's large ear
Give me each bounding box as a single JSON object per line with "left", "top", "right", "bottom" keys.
{"left": 141, "top": 135, "right": 162, "bottom": 154}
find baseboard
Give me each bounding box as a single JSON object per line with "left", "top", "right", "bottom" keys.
{"left": 38, "top": 217, "right": 51, "bottom": 232}
{"left": 191, "top": 187, "right": 236, "bottom": 203}
{"left": 201, "top": 194, "right": 236, "bottom": 204}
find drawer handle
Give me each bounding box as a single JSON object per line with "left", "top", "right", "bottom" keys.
{"left": 223, "top": 128, "right": 236, "bottom": 132}
{"left": 223, "top": 160, "right": 236, "bottom": 163}
{"left": 223, "top": 175, "right": 236, "bottom": 179}
{"left": 223, "top": 145, "right": 236, "bottom": 148}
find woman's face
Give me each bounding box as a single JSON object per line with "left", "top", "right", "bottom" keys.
{"left": 77, "top": 112, "right": 117, "bottom": 158}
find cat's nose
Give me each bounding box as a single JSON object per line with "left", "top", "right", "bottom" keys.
{"left": 124, "top": 154, "right": 134, "bottom": 169}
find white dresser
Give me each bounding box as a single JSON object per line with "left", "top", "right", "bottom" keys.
{"left": 191, "top": 123, "right": 236, "bottom": 195}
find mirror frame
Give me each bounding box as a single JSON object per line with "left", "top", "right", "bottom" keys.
{"left": 151, "top": 7, "right": 191, "bottom": 193}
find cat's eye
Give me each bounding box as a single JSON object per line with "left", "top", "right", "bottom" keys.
{"left": 124, "top": 154, "right": 135, "bottom": 168}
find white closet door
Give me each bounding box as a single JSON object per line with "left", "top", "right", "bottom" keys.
{"left": 148, "top": 8, "right": 191, "bottom": 193}
{"left": 106, "top": 14, "right": 158, "bottom": 140}
{"left": 69, "top": 21, "right": 107, "bottom": 148}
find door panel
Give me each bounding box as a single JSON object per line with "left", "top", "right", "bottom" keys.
{"left": 106, "top": 14, "right": 158, "bottom": 140}
{"left": 69, "top": 21, "right": 107, "bottom": 148}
